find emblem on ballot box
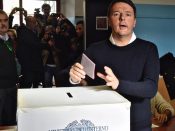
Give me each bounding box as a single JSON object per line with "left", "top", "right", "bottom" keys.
{"left": 48, "top": 119, "right": 109, "bottom": 131}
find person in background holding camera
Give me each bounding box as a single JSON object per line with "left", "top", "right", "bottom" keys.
{"left": 40, "top": 3, "right": 51, "bottom": 27}
{"left": 57, "top": 13, "right": 76, "bottom": 40}
{"left": 34, "top": 8, "right": 42, "bottom": 22}
{"left": 68, "top": 20, "right": 84, "bottom": 66}
{"left": 8, "top": 7, "right": 27, "bottom": 28}
{"left": 52, "top": 13, "right": 79, "bottom": 87}
{"left": 16, "top": 16, "right": 44, "bottom": 88}
{"left": 34, "top": 8, "right": 44, "bottom": 31}
{"left": 41, "top": 25, "right": 60, "bottom": 87}
{"left": 53, "top": 13, "right": 77, "bottom": 69}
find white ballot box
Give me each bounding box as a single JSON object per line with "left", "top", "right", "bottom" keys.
{"left": 17, "top": 86, "right": 131, "bottom": 131}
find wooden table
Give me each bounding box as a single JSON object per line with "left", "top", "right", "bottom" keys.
{"left": 152, "top": 117, "right": 175, "bottom": 131}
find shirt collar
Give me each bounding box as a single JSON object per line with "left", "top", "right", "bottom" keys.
{"left": 0, "top": 33, "right": 9, "bottom": 41}
{"left": 109, "top": 32, "right": 136, "bottom": 46}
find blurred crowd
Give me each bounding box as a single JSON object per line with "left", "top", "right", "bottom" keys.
{"left": 8, "top": 3, "right": 84, "bottom": 88}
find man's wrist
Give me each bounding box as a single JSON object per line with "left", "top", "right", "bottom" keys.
{"left": 69, "top": 77, "right": 80, "bottom": 85}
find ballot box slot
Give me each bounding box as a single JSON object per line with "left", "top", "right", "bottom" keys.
{"left": 67, "top": 92, "right": 73, "bottom": 98}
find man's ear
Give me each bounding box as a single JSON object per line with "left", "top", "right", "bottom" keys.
{"left": 108, "top": 18, "right": 111, "bottom": 28}
{"left": 133, "top": 19, "right": 136, "bottom": 28}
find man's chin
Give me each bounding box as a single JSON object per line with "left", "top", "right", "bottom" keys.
{"left": 118, "top": 30, "right": 132, "bottom": 36}
{"left": 0, "top": 29, "right": 8, "bottom": 34}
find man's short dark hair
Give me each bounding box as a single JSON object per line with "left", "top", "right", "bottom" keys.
{"left": 107, "top": 0, "right": 136, "bottom": 18}
{"left": 76, "top": 20, "right": 84, "bottom": 26}
{"left": 42, "top": 3, "right": 51, "bottom": 10}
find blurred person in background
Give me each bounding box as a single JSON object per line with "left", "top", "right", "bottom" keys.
{"left": 68, "top": 20, "right": 84, "bottom": 65}
{"left": 16, "top": 16, "right": 44, "bottom": 88}
{"left": 7, "top": 29, "right": 17, "bottom": 52}
{"left": 151, "top": 91, "right": 174, "bottom": 126}
{"left": 0, "top": 10, "right": 18, "bottom": 129}
{"left": 7, "top": 29, "right": 21, "bottom": 76}
{"left": 8, "top": 7, "right": 27, "bottom": 28}
{"left": 41, "top": 25, "right": 60, "bottom": 87}
{"left": 40, "top": 3, "right": 51, "bottom": 26}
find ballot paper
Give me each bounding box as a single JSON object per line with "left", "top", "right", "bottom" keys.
{"left": 152, "top": 124, "right": 159, "bottom": 128}
{"left": 81, "top": 53, "right": 95, "bottom": 79}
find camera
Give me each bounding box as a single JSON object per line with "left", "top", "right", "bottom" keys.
{"left": 34, "top": 8, "right": 42, "bottom": 19}
{"left": 60, "top": 25, "right": 67, "bottom": 32}
{"left": 51, "top": 13, "right": 59, "bottom": 18}
{"left": 48, "top": 33, "right": 54, "bottom": 39}
{"left": 34, "top": 8, "right": 40, "bottom": 14}
{"left": 47, "top": 33, "right": 55, "bottom": 41}
{"left": 16, "top": 7, "right": 24, "bottom": 11}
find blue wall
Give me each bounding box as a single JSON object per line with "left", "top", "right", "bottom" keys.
{"left": 135, "top": 4, "right": 175, "bottom": 57}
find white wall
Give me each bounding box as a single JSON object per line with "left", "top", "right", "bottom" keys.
{"left": 75, "top": 0, "right": 84, "bottom": 16}
{"left": 60, "top": 0, "right": 84, "bottom": 24}
{"left": 60, "top": 0, "right": 75, "bottom": 18}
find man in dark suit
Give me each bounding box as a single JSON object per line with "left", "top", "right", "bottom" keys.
{"left": 16, "top": 16, "right": 44, "bottom": 88}
{"left": 0, "top": 10, "right": 17, "bottom": 129}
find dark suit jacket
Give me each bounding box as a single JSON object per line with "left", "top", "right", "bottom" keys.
{"left": 0, "top": 38, "right": 17, "bottom": 89}
{"left": 16, "top": 25, "right": 43, "bottom": 81}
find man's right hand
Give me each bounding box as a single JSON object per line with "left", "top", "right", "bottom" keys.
{"left": 69, "top": 62, "right": 86, "bottom": 83}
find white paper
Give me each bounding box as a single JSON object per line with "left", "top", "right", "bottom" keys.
{"left": 81, "top": 53, "right": 95, "bottom": 79}
{"left": 152, "top": 124, "right": 159, "bottom": 128}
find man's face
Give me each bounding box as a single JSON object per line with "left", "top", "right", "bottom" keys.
{"left": 108, "top": 2, "right": 136, "bottom": 37}
{"left": 76, "top": 23, "right": 84, "bottom": 37}
{"left": 0, "top": 13, "right": 8, "bottom": 35}
{"left": 43, "top": 7, "right": 50, "bottom": 16}
{"left": 28, "top": 17, "right": 38, "bottom": 30}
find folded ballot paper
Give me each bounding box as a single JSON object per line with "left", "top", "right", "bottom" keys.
{"left": 81, "top": 53, "right": 95, "bottom": 79}
{"left": 17, "top": 86, "right": 131, "bottom": 131}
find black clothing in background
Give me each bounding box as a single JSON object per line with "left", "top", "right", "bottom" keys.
{"left": 16, "top": 25, "right": 44, "bottom": 88}
{"left": 0, "top": 39, "right": 17, "bottom": 89}
{"left": 54, "top": 34, "right": 70, "bottom": 69}
{"left": 160, "top": 52, "right": 175, "bottom": 99}
{"left": 8, "top": 15, "right": 14, "bottom": 29}
{"left": 0, "top": 38, "right": 17, "bottom": 125}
